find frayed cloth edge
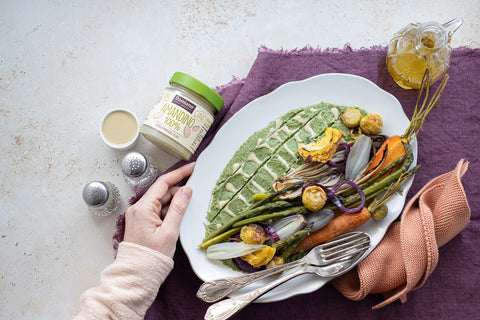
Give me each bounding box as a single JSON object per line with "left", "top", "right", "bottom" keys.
{"left": 214, "top": 76, "right": 246, "bottom": 93}
{"left": 258, "top": 44, "right": 480, "bottom": 55}
{"left": 258, "top": 43, "right": 388, "bottom": 55}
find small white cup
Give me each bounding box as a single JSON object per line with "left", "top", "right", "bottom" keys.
{"left": 100, "top": 108, "right": 140, "bottom": 150}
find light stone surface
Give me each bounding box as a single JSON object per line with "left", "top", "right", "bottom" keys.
{"left": 0, "top": 1, "right": 478, "bottom": 318}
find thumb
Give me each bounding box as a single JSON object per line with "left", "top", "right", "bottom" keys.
{"left": 162, "top": 186, "right": 193, "bottom": 233}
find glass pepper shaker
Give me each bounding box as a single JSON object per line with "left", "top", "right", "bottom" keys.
{"left": 121, "top": 152, "right": 159, "bottom": 190}
{"left": 82, "top": 181, "right": 120, "bottom": 216}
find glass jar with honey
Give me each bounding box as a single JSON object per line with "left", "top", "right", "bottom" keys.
{"left": 386, "top": 18, "right": 463, "bottom": 89}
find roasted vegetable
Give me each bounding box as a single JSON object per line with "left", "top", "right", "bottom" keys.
{"left": 341, "top": 107, "right": 362, "bottom": 128}
{"left": 365, "top": 134, "right": 405, "bottom": 177}
{"left": 326, "top": 143, "right": 350, "bottom": 168}
{"left": 306, "top": 209, "right": 335, "bottom": 232}
{"left": 360, "top": 113, "right": 383, "bottom": 135}
{"left": 324, "top": 180, "right": 366, "bottom": 213}
{"left": 206, "top": 242, "right": 266, "bottom": 260}
{"left": 270, "top": 215, "right": 307, "bottom": 240}
{"left": 242, "top": 246, "right": 276, "bottom": 268}
{"left": 272, "top": 229, "right": 311, "bottom": 259}
{"left": 297, "top": 127, "right": 344, "bottom": 163}
{"left": 369, "top": 203, "right": 388, "bottom": 221}
{"left": 240, "top": 224, "right": 266, "bottom": 245}
{"left": 302, "top": 185, "right": 327, "bottom": 211}
{"left": 345, "top": 134, "right": 372, "bottom": 180}
{"left": 271, "top": 178, "right": 304, "bottom": 200}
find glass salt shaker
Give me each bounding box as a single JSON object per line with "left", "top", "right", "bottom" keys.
{"left": 82, "top": 181, "right": 120, "bottom": 216}
{"left": 121, "top": 152, "right": 159, "bottom": 190}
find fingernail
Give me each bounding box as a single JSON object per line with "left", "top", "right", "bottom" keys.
{"left": 181, "top": 187, "right": 193, "bottom": 199}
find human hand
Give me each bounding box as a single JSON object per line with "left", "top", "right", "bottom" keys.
{"left": 123, "top": 162, "right": 195, "bottom": 258}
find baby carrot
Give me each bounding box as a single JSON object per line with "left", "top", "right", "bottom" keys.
{"left": 366, "top": 135, "right": 405, "bottom": 175}
{"left": 292, "top": 207, "right": 371, "bottom": 254}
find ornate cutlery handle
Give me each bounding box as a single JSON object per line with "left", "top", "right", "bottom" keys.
{"left": 204, "top": 267, "right": 309, "bottom": 320}
{"left": 197, "top": 259, "right": 304, "bottom": 303}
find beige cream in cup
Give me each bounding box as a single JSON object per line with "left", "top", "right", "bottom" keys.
{"left": 100, "top": 108, "right": 140, "bottom": 150}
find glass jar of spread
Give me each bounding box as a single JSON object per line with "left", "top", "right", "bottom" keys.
{"left": 140, "top": 72, "right": 224, "bottom": 160}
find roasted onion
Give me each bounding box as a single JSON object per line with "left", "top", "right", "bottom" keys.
{"left": 306, "top": 209, "right": 334, "bottom": 232}
{"left": 345, "top": 134, "right": 372, "bottom": 180}
{"left": 270, "top": 215, "right": 307, "bottom": 240}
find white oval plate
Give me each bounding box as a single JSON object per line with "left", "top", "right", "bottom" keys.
{"left": 180, "top": 73, "right": 417, "bottom": 303}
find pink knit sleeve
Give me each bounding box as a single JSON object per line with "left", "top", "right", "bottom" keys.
{"left": 71, "top": 242, "right": 174, "bottom": 320}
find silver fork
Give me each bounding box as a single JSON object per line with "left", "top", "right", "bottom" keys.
{"left": 197, "top": 231, "right": 370, "bottom": 303}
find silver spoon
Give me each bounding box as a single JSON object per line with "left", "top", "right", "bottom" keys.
{"left": 198, "top": 231, "right": 370, "bottom": 303}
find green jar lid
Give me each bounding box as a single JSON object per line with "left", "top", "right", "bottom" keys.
{"left": 170, "top": 72, "right": 224, "bottom": 112}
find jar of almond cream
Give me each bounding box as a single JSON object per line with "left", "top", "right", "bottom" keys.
{"left": 140, "top": 72, "right": 224, "bottom": 160}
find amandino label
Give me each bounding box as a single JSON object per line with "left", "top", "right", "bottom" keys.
{"left": 144, "top": 92, "right": 213, "bottom": 154}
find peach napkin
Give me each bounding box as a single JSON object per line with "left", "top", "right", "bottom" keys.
{"left": 332, "top": 159, "right": 471, "bottom": 309}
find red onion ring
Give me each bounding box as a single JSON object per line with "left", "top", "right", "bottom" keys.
{"left": 327, "top": 142, "right": 351, "bottom": 167}
{"left": 330, "top": 180, "right": 365, "bottom": 213}
{"left": 263, "top": 225, "right": 280, "bottom": 243}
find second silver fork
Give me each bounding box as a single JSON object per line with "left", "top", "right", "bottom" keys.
{"left": 197, "top": 231, "right": 370, "bottom": 303}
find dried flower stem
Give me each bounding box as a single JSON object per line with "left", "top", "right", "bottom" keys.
{"left": 403, "top": 69, "right": 449, "bottom": 142}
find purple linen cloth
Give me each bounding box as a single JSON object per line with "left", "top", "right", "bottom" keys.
{"left": 114, "top": 45, "right": 480, "bottom": 319}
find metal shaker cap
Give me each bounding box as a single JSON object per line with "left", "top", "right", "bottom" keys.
{"left": 83, "top": 181, "right": 109, "bottom": 207}
{"left": 121, "top": 152, "right": 147, "bottom": 177}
